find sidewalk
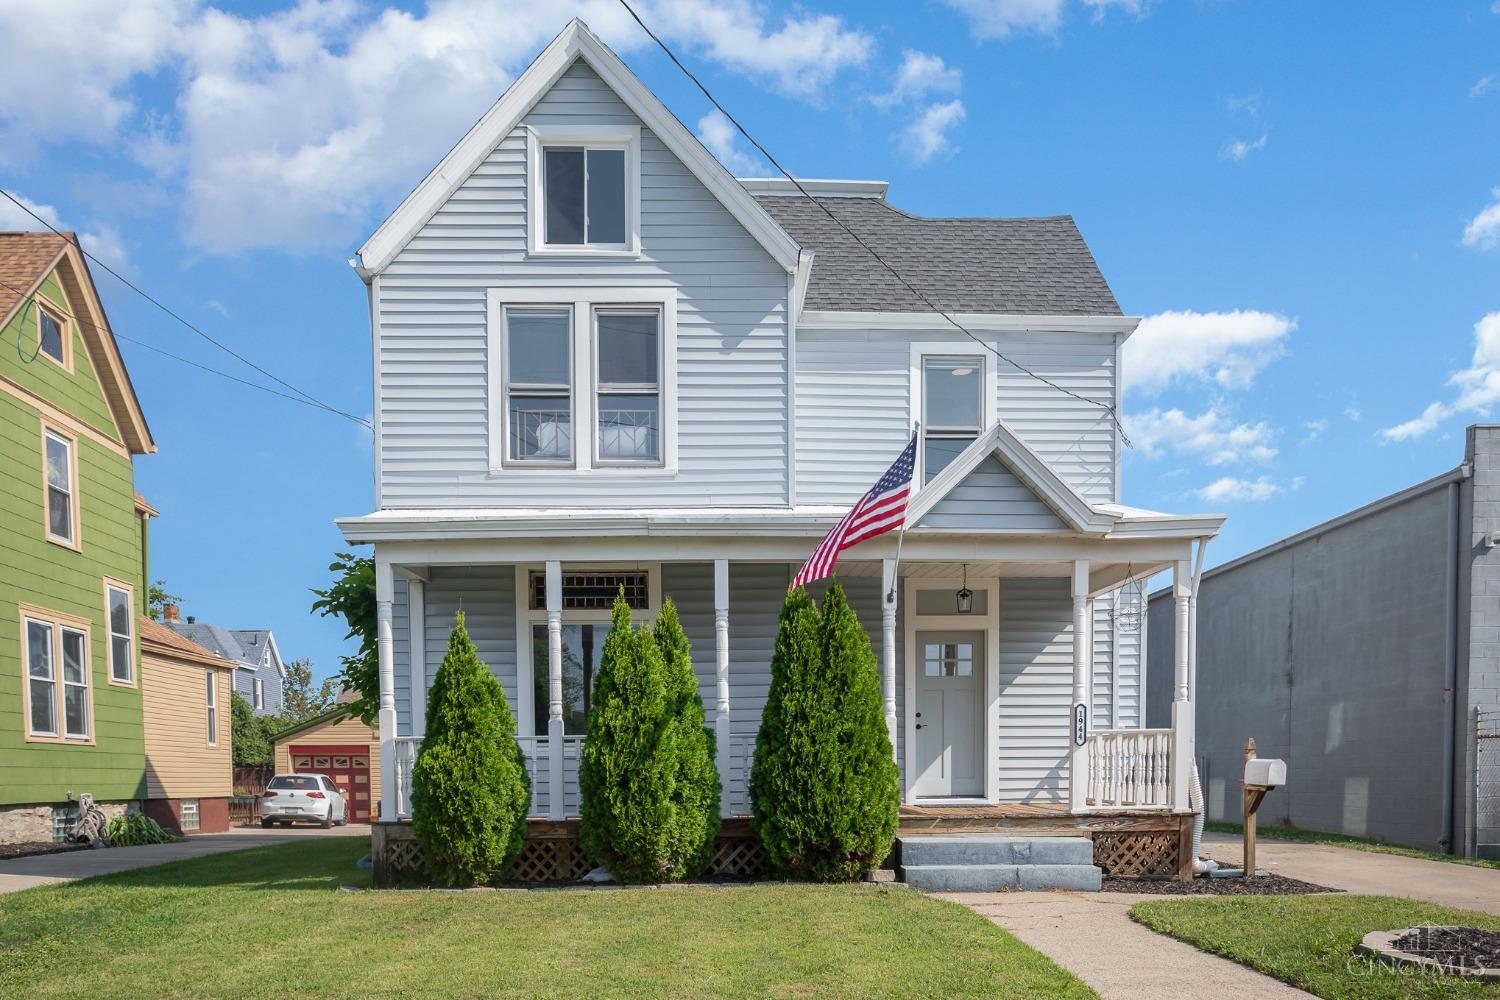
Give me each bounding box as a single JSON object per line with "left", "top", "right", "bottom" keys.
{"left": 938, "top": 889, "right": 1313, "bottom": 999}
{"left": 0, "top": 825, "right": 369, "bottom": 895}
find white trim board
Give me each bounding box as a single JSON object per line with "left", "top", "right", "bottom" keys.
{"left": 799, "top": 311, "right": 1142, "bottom": 336}
{"left": 355, "top": 19, "right": 800, "bottom": 278}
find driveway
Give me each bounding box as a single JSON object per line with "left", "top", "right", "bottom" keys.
{"left": 1202, "top": 830, "right": 1500, "bottom": 915}
{"left": 0, "top": 824, "right": 370, "bottom": 895}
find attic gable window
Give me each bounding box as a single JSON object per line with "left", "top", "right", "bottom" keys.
{"left": 528, "top": 126, "right": 640, "bottom": 255}
{"left": 38, "top": 304, "right": 66, "bottom": 366}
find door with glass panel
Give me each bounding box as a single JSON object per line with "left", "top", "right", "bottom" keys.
{"left": 913, "top": 631, "right": 984, "bottom": 798}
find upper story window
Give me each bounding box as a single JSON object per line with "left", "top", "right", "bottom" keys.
{"left": 504, "top": 307, "right": 573, "bottom": 465}
{"left": 595, "top": 309, "right": 660, "bottom": 465}
{"left": 527, "top": 127, "right": 640, "bottom": 255}
{"left": 253, "top": 677, "right": 265, "bottom": 711}
{"left": 43, "top": 429, "right": 78, "bottom": 547}
{"left": 106, "top": 584, "right": 134, "bottom": 684}
{"left": 922, "top": 356, "right": 984, "bottom": 483}
{"left": 38, "top": 303, "right": 67, "bottom": 366}
{"left": 206, "top": 670, "right": 218, "bottom": 746}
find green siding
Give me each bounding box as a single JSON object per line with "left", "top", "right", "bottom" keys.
{"left": 0, "top": 265, "right": 144, "bottom": 806}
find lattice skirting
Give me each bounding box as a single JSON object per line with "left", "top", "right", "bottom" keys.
{"left": 372, "top": 821, "right": 768, "bottom": 887}
{"left": 1093, "top": 830, "right": 1180, "bottom": 878}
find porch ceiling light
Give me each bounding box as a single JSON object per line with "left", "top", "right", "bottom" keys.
{"left": 957, "top": 563, "right": 973, "bottom": 614}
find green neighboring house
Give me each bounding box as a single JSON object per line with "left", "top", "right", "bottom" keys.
{"left": 0, "top": 232, "right": 156, "bottom": 843}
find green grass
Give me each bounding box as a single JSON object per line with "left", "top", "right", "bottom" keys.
{"left": 1132, "top": 894, "right": 1500, "bottom": 999}
{"left": 0, "top": 837, "right": 1093, "bottom": 999}
{"left": 1205, "top": 820, "right": 1500, "bottom": 872}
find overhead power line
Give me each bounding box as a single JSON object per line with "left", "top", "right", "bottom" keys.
{"left": 0, "top": 190, "right": 371, "bottom": 429}
{"left": 613, "top": 0, "right": 1131, "bottom": 447}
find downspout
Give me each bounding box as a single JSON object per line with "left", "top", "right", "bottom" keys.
{"left": 1441, "top": 472, "right": 1465, "bottom": 853}
{"left": 1188, "top": 536, "right": 1216, "bottom": 874}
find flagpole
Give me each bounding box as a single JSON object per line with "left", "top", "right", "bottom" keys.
{"left": 886, "top": 423, "right": 918, "bottom": 603}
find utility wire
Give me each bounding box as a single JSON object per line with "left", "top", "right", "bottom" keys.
{"left": 0, "top": 190, "right": 370, "bottom": 429}
{"left": 0, "top": 274, "right": 371, "bottom": 423}
{"left": 614, "top": 0, "right": 1131, "bottom": 447}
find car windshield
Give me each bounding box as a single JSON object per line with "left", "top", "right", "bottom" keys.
{"left": 267, "top": 776, "right": 320, "bottom": 790}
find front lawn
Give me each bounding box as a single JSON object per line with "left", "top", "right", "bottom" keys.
{"left": 1204, "top": 820, "right": 1500, "bottom": 872}
{"left": 1132, "top": 895, "right": 1500, "bottom": 999}
{"left": 0, "top": 837, "right": 1092, "bottom": 999}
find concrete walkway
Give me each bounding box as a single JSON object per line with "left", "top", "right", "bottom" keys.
{"left": 0, "top": 825, "right": 369, "bottom": 895}
{"left": 938, "top": 889, "right": 1313, "bottom": 999}
{"left": 1202, "top": 831, "right": 1500, "bottom": 915}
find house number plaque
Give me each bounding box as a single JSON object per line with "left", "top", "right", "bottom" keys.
{"left": 1072, "top": 703, "right": 1087, "bottom": 746}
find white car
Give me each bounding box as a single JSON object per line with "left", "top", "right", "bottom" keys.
{"left": 259, "top": 773, "right": 348, "bottom": 828}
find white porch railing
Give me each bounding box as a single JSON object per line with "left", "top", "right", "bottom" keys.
{"left": 723, "top": 732, "right": 756, "bottom": 816}
{"left": 393, "top": 734, "right": 585, "bottom": 819}
{"left": 1085, "top": 729, "right": 1175, "bottom": 810}
{"left": 394, "top": 736, "right": 420, "bottom": 819}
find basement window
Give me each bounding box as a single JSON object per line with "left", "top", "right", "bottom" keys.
{"left": 180, "top": 800, "right": 200, "bottom": 833}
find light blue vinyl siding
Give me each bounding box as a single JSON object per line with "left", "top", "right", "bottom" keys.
{"left": 919, "top": 456, "right": 1067, "bottom": 531}
{"left": 997, "top": 579, "right": 1074, "bottom": 803}
{"left": 376, "top": 59, "right": 790, "bottom": 508}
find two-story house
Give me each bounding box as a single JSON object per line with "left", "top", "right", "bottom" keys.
{"left": 161, "top": 607, "right": 286, "bottom": 717}
{"left": 0, "top": 232, "right": 156, "bottom": 841}
{"left": 341, "top": 20, "right": 1225, "bottom": 883}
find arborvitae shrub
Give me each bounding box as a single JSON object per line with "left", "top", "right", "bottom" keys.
{"left": 411, "top": 612, "right": 530, "bottom": 886}
{"left": 750, "top": 583, "right": 900, "bottom": 881}
{"left": 579, "top": 596, "right": 719, "bottom": 883}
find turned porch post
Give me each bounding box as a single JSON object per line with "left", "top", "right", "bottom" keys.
{"left": 408, "top": 576, "right": 427, "bottom": 739}
{"left": 713, "top": 559, "right": 732, "bottom": 816}
{"left": 545, "top": 560, "right": 565, "bottom": 820}
{"left": 1068, "top": 560, "right": 1092, "bottom": 813}
{"left": 881, "top": 558, "right": 899, "bottom": 767}
{"left": 1171, "top": 559, "right": 1194, "bottom": 812}
{"left": 376, "top": 557, "right": 397, "bottom": 821}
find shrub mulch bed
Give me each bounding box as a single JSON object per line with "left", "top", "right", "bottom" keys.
{"left": 0, "top": 841, "right": 88, "bottom": 861}
{"left": 1392, "top": 927, "right": 1500, "bottom": 972}
{"left": 1102, "top": 872, "right": 1337, "bottom": 895}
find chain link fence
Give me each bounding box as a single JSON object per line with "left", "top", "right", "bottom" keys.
{"left": 1478, "top": 709, "right": 1500, "bottom": 860}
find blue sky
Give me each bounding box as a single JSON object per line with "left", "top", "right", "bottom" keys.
{"left": 2, "top": 0, "right": 1498, "bottom": 681}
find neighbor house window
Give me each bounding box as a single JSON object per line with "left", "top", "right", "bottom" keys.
{"left": 38, "top": 304, "right": 66, "bottom": 365}
{"left": 594, "top": 309, "right": 660, "bottom": 464}
{"left": 504, "top": 307, "right": 573, "bottom": 464}
{"left": 43, "top": 430, "right": 76, "bottom": 545}
{"left": 922, "top": 356, "right": 984, "bottom": 483}
{"left": 253, "top": 677, "right": 264, "bottom": 711}
{"left": 106, "top": 585, "right": 134, "bottom": 684}
{"left": 543, "top": 146, "right": 627, "bottom": 247}
{"left": 206, "top": 671, "right": 217, "bottom": 746}
{"left": 23, "top": 614, "right": 91, "bottom": 741}
{"left": 180, "top": 800, "right": 200, "bottom": 833}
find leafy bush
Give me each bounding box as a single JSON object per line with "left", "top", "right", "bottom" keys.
{"left": 750, "top": 583, "right": 900, "bottom": 881}
{"left": 411, "top": 612, "right": 531, "bottom": 886}
{"left": 579, "top": 597, "right": 720, "bottom": 883}
{"left": 105, "top": 813, "right": 180, "bottom": 846}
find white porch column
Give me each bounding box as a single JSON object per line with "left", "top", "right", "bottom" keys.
{"left": 1171, "top": 559, "right": 1195, "bottom": 812}
{"left": 713, "top": 559, "right": 732, "bottom": 816}
{"left": 408, "top": 577, "right": 427, "bottom": 738}
{"left": 1068, "top": 560, "right": 1091, "bottom": 814}
{"left": 546, "top": 560, "right": 565, "bottom": 820}
{"left": 881, "top": 558, "right": 899, "bottom": 766}
{"left": 375, "top": 557, "right": 397, "bottom": 822}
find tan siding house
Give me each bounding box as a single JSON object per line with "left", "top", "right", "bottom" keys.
{"left": 140, "top": 616, "right": 232, "bottom": 833}
{"left": 273, "top": 707, "right": 380, "bottom": 823}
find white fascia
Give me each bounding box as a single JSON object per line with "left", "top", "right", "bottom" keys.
{"left": 798, "top": 311, "right": 1142, "bottom": 336}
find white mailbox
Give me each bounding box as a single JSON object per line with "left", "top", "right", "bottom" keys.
{"left": 1244, "top": 757, "right": 1286, "bottom": 789}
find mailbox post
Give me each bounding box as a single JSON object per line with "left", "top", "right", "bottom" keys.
{"left": 1239, "top": 737, "right": 1287, "bottom": 876}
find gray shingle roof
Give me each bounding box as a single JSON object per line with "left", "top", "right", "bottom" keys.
{"left": 165, "top": 623, "right": 274, "bottom": 670}
{"left": 753, "top": 195, "right": 1121, "bottom": 316}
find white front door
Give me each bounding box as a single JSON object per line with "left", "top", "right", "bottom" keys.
{"left": 912, "top": 630, "right": 984, "bottom": 798}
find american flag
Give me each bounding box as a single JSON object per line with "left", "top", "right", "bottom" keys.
{"left": 792, "top": 432, "right": 918, "bottom": 590}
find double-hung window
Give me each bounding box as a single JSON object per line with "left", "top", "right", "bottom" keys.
{"left": 106, "top": 584, "right": 134, "bottom": 684}
{"left": 24, "top": 614, "right": 90, "bottom": 741}
{"left": 594, "top": 309, "right": 660, "bottom": 464}
{"left": 922, "top": 356, "right": 984, "bottom": 483}
{"left": 504, "top": 307, "right": 573, "bottom": 464}
{"left": 206, "top": 670, "right": 218, "bottom": 746}
{"left": 43, "top": 429, "right": 76, "bottom": 546}
{"left": 253, "top": 677, "right": 264, "bottom": 711}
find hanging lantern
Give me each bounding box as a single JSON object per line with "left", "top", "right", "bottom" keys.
{"left": 956, "top": 563, "right": 973, "bottom": 614}
{"left": 1112, "top": 563, "right": 1143, "bottom": 634}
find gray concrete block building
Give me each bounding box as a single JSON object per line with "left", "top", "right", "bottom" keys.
{"left": 1147, "top": 424, "right": 1500, "bottom": 857}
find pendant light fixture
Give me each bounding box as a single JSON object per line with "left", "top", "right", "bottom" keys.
{"left": 956, "top": 563, "right": 974, "bottom": 614}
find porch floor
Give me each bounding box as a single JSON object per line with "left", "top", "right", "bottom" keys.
{"left": 898, "top": 802, "right": 1185, "bottom": 838}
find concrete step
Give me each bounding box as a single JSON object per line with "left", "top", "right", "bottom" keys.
{"left": 899, "top": 835, "right": 1095, "bottom": 867}
{"left": 901, "top": 862, "right": 1103, "bottom": 893}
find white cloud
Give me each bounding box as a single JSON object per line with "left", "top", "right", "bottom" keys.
{"left": 1197, "top": 475, "right": 1285, "bottom": 503}
{"left": 695, "top": 110, "right": 761, "bottom": 175}
{"left": 943, "top": 0, "right": 1065, "bottom": 37}
{"left": 1472, "top": 76, "right": 1496, "bottom": 98}
{"left": 1219, "top": 133, "right": 1268, "bottom": 163}
{"left": 1463, "top": 188, "right": 1500, "bottom": 250}
{"left": 1125, "top": 406, "right": 1278, "bottom": 466}
{"left": 0, "top": 191, "right": 130, "bottom": 270}
{"left": 903, "top": 100, "right": 966, "bottom": 164}
{"left": 1226, "top": 93, "right": 1262, "bottom": 117}
{"left": 0, "top": 0, "right": 873, "bottom": 254}
{"left": 1122, "top": 309, "right": 1295, "bottom": 396}
{"left": 1381, "top": 311, "right": 1500, "bottom": 441}
{"left": 1344, "top": 405, "right": 1362, "bottom": 422}
{"left": 874, "top": 51, "right": 961, "bottom": 109}
{"left": 1301, "top": 419, "right": 1327, "bottom": 444}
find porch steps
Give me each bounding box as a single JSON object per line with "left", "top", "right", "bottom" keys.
{"left": 897, "top": 835, "right": 1102, "bottom": 892}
